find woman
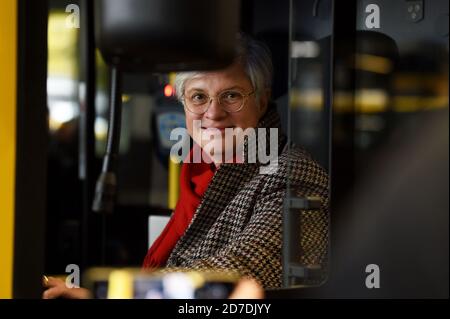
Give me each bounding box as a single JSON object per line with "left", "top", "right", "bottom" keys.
{"left": 43, "top": 34, "right": 328, "bottom": 298}
{"left": 143, "top": 33, "right": 329, "bottom": 288}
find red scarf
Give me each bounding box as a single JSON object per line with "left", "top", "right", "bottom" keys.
{"left": 142, "top": 147, "right": 215, "bottom": 269}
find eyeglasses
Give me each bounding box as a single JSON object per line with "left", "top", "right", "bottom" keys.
{"left": 183, "top": 90, "right": 255, "bottom": 115}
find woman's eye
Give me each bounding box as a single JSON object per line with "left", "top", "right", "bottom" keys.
{"left": 223, "top": 92, "right": 240, "bottom": 100}
{"left": 191, "top": 93, "right": 207, "bottom": 102}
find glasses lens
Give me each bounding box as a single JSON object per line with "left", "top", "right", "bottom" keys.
{"left": 219, "top": 91, "right": 244, "bottom": 112}
{"left": 186, "top": 92, "right": 209, "bottom": 114}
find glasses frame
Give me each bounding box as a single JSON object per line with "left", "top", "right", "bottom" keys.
{"left": 182, "top": 90, "right": 255, "bottom": 115}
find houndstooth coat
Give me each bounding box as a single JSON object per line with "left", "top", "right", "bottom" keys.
{"left": 165, "top": 107, "right": 329, "bottom": 289}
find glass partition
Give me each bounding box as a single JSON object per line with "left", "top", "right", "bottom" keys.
{"left": 284, "top": 0, "right": 333, "bottom": 288}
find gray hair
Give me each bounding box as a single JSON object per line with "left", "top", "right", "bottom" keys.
{"left": 174, "top": 33, "right": 273, "bottom": 106}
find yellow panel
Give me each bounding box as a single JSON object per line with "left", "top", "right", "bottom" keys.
{"left": 168, "top": 156, "right": 181, "bottom": 210}
{"left": 0, "top": 0, "right": 17, "bottom": 299}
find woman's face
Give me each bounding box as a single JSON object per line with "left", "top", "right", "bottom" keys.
{"left": 183, "top": 62, "right": 269, "bottom": 163}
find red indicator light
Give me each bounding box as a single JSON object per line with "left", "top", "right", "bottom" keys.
{"left": 164, "top": 84, "right": 174, "bottom": 97}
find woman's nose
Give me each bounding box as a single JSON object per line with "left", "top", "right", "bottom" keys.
{"left": 204, "top": 97, "right": 227, "bottom": 120}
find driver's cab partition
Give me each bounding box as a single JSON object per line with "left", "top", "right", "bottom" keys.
{"left": 272, "top": 0, "right": 449, "bottom": 298}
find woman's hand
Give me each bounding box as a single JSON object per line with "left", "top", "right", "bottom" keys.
{"left": 42, "top": 276, "right": 92, "bottom": 299}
